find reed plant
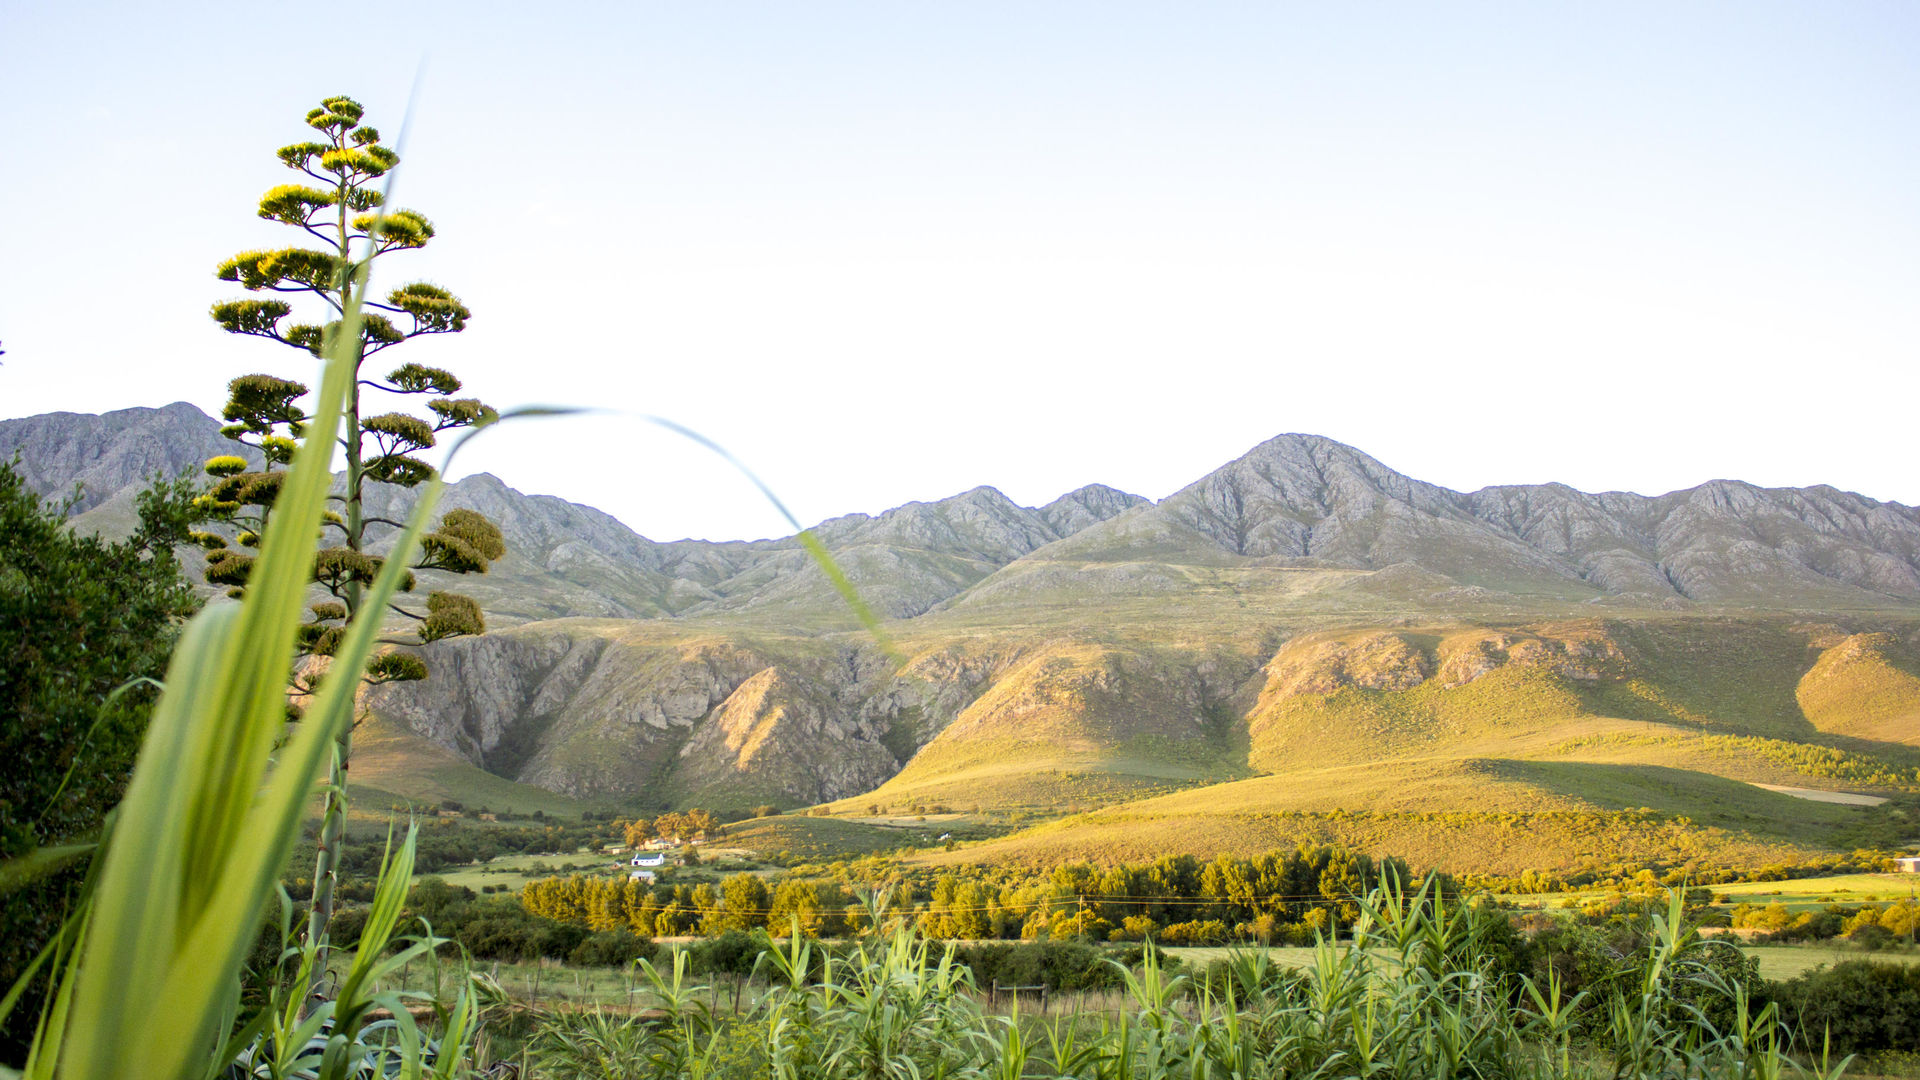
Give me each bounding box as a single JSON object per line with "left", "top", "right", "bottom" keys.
{"left": 527, "top": 881, "right": 1856, "bottom": 1080}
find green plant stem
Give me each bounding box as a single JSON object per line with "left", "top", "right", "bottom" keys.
{"left": 304, "top": 163, "right": 369, "bottom": 1008}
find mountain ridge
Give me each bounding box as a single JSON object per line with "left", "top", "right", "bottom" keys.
{"left": 10, "top": 401, "right": 1920, "bottom": 875}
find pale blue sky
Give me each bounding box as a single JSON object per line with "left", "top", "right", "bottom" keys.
{"left": 2, "top": 2, "right": 1915, "bottom": 540}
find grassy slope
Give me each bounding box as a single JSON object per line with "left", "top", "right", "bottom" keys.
{"left": 349, "top": 546, "right": 1920, "bottom": 876}
{"left": 349, "top": 715, "right": 600, "bottom": 820}
{"left": 720, "top": 815, "right": 934, "bottom": 863}
{"left": 912, "top": 754, "right": 1872, "bottom": 877}
{"left": 1797, "top": 633, "right": 1920, "bottom": 747}
{"left": 858, "top": 612, "right": 1920, "bottom": 819}
{"left": 898, "top": 619, "right": 1920, "bottom": 876}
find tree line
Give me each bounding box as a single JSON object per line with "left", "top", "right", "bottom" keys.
{"left": 619, "top": 809, "right": 722, "bottom": 848}
{"left": 520, "top": 844, "right": 1436, "bottom": 946}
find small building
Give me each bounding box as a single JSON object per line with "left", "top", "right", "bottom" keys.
{"left": 1894, "top": 856, "right": 1920, "bottom": 873}
{"left": 630, "top": 853, "right": 665, "bottom": 868}
{"left": 629, "top": 870, "right": 656, "bottom": 883}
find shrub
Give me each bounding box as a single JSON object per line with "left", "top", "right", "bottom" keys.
{"left": 1775, "top": 960, "right": 1920, "bottom": 1053}
{"left": 688, "top": 929, "right": 773, "bottom": 976}
{"left": 570, "top": 929, "right": 657, "bottom": 968}
{"left": 950, "top": 940, "right": 1120, "bottom": 991}
{"left": 1159, "top": 919, "right": 1233, "bottom": 946}
{"left": 328, "top": 907, "right": 370, "bottom": 949}
{"left": 0, "top": 464, "right": 203, "bottom": 1059}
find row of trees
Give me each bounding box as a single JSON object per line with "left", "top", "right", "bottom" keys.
{"left": 519, "top": 845, "right": 1436, "bottom": 945}
{"left": 1731, "top": 899, "right": 1919, "bottom": 944}
{"left": 620, "top": 809, "right": 722, "bottom": 848}
{"left": 522, "top": 874, "right": 856, "bottom": 938}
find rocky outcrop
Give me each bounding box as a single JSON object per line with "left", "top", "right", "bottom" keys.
{"left": 673, "top": 668, "right": 899, "bottom": 805}
{"left": 1251, "top": 623, "right": 1633, "bottom": 708}
{"left": 1433, "top": 627, "right": 1629, "bottom": 687}
{"left": 1261, "top": 631, "right": 1434, "bottom": 697}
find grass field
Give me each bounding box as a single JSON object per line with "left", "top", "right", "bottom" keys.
{"left": 1161, "top": 945, "right": 1321, "bottom": 968}
{"left": 424, "top": 852, "right": 620, "bottom": 892}
{"left": 723, "top": 813, "right": 979, "bottom": 863}
{"left": 1713, "top": 873, "right": 1920, "bottom": 907}
{"left": 1503, "top": 873, "right": 1920, "bottom": 911}
{"left": 1742, "top": 944, "right": 1920, "bottom": 980}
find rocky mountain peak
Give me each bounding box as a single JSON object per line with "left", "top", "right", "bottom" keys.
{"left": 1154, "top": 432, "right": 1472, "bottom": 559}
{"left": 0, "top": 401, "right": 261, "bottom": 513}
{"left": 1039, "top": 483, "right": 1151, "bottom": 535}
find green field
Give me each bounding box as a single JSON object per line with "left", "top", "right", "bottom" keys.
{"left": 424, "top": 852, "right": 620, "bottom": 892}
{"left": 1503, "top": 872, "right": 1920, "bottom": 912}
{"left": 1742, "top": 944, "right": 1920, "bottom": 980}
{"left": 723, "top": 813, "right": 1004, "bottom": 864}
{"left": 1714, "top": 873, "right": 1920, "bottom": 907}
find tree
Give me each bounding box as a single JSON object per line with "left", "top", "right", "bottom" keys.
{"left": 684, "top": 808, "right": 718, "bottom": 838}
{"left": 719, "top": 873, "right": 771, "bottom": 932}
{"left": 654, "top": 811, "right": 685, "bottom": 843}
{"left": 622, "top": 817, "right": 655, "bottom": 849}
{"left": 198, "top": 94, "right": 503, "bottom": 992}
{"left": 0, "top": 461, "right": 202, "bottom": 1062}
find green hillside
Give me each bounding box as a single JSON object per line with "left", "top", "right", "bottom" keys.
{"left": 855, "top": 617, "right": 1920, "bottom": 876}
{"left": 913, "top": 755, "right": 1899, "bottom": 878}
{"left": 348, "top": 716, "right": 600, "bottom": 821}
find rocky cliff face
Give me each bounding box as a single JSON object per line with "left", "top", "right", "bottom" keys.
{"left": 365, "top": 626, "right": 1007, "bottom": 806}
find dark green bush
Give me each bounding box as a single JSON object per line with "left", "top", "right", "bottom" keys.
{"left": 328, "top": 907, "right": 369, "bottom": 949}
{"left": 569, "top": 929, "right": 657, "bottom": 968}
{"left": 687, "top": 929, "right": 776, "bottom": 976}
{"left": 1774, "top": 960, "right": 1920, "bottom": 1053}
{"left": 951, "top": 940, "right": 1120, "bottom": 991}
{"left": 0, "top": 463, "right": 204, "bottom": 1061}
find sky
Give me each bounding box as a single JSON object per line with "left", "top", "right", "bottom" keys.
{"left": 2, "top": 2, "right": 1915, "bottom": 541}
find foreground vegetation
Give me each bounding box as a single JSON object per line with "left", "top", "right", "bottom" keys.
{"left": 511, "top": 883, "right": 1888, "bottom": 1080}
{"left": 0, "top": 461, "right": 207, "bottom": 1059}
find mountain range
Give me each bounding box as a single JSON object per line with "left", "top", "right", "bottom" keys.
{"left": 8, "top": 402, "right": 1920, "bottom": 876}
